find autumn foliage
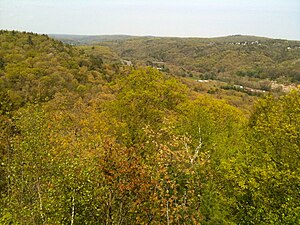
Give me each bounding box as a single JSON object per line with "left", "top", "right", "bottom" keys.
{"left": 0, "top": 31, "right": 299, "bottom": 224}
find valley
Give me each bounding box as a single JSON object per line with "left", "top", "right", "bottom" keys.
{"left": 0, "top": 30, "right": 299, "bottom": 224}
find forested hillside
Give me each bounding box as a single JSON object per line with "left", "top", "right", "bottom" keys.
{"left": 96, "top": 35, "right": 300, "bottom": 84}
{"left": 54, "top": 34, "right": 300, "bottom": 96}
{"left": 0, "top": 31, "right": 299, "bottom": 224}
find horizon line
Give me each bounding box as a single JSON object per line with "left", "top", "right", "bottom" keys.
{"left": 2, "top": 29, "right": 299, "bottom": 41}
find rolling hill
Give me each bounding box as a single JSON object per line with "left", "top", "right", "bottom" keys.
{"left": 52, "top": 34, "right": 300, "bottom": 82}
{"left": 1, "top": 30, "right": 300, "bottom": 225}
{"left": 52, "top": 34, "right": 300, "bottom": 98}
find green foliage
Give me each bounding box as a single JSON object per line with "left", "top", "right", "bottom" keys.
{"left": 0, "top": 30, "right": 105, "bottom": 114}
{"left": 87, "top": 35, "right": 300, "bottom": 86}
{"left": 1, "top": 30, "right": 299, "bottom": 224}
{"left": 106, "top": 67, "right": 187, "bottom": 147}
{"left": 220, "top": 89, "right": 300, "bottom": 224}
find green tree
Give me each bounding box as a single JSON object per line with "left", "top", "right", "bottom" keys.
{"left": 106, "top": 67, "right": 187, "bottom": 147}
{"left": 176, "top": 96, "right": 245, "bottom": 224}
{"left": 221, "top": 90, "right": 300, "bottom": 224}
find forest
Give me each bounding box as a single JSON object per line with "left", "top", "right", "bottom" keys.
{"left": 0, "top": 30, "right": 299, "bottom": 224}
{"left": 53, "top": 34, "right": 300, "bottom": 85}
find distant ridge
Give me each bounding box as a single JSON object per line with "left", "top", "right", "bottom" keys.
{"left": 50, "top": 34, "right": 281, "bottom": 45}
{"left": 205, "top": 34, "right": 271, "bottom": 42}
{"left": 48, "top": 34, "right": 136, "bottom": 45}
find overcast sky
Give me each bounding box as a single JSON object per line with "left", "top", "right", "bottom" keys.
{"left": 0, "top": 0, "right": 299, "bottom": 40}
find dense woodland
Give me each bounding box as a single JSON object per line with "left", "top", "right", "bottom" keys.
{"left": 53, "top": 34, "right": 300, "bottom": 87}
{"left": 0, "top": 30, "right": 300, "bottom": 224}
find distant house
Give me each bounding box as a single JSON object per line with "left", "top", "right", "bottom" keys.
{"left": 121, "top": 59, "right": 133, "bottom": 66}
{"left": 150, "top": 61, "right": 166, "bottom": 70}
{"left": 233, "top": 85, "right": 244, "bottom": 89}
{"left": 198, "top": 80, "right": 210, "bottom": 83}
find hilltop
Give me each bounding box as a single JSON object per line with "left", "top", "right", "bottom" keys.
{"left": 52, "top": 34, "right": 300, "bottom": 100}
{"left": 48, "top": 34, "right": 135, "bottom": 45}
{"left": 51, "top": 34, "right": 272, "bottom": 45}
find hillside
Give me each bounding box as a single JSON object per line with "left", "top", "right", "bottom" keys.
{"left": 100, "top": 35, "right": 300, "bottom": 83}
{"left": 0, "top": 30, "right": 116, "bottom": 114}
{"left": 52, "top": 34, "right": 300, "bottom": 96}
{"left": 1, "top": 31, "right": 300, "bottom": 225}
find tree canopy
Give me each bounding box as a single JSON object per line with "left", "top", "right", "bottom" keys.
{"left": 0, "top": 30, "right": 299, "bottom": 224}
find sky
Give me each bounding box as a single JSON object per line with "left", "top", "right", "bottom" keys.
{"left": 0, "top": 0, "right": 300, "bottom": 40}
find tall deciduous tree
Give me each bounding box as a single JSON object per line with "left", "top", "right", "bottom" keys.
{"left": 221, "top": 90, "right": 300, "bottom": 224}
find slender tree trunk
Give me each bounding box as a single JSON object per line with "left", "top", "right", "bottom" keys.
{"left": 37, "top": 179, "right": 45, "bottom": 223}
{"left": 166, "top": 200, "right": 170, "bottom": 225}
{"left": 71, "top": 190, "right": 75, "bottom": 225}
{"left": 106, "top": 190, "right": 113, "bottom": 225}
